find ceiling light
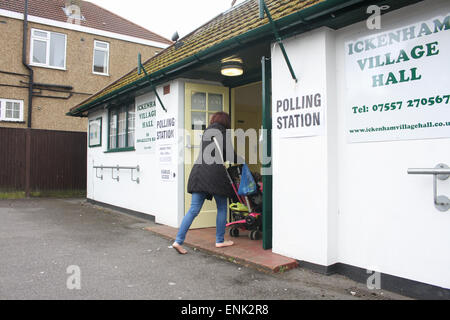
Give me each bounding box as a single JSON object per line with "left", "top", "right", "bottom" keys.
{"left": 221, "top": 57, "right": 244, "bottom": 77}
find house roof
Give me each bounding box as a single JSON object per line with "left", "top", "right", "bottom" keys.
{"left": 0, "top": 0, "right": 172, "bottom": 45}
{"left": 69, "top": 0, "right": 328, "bottom": 116}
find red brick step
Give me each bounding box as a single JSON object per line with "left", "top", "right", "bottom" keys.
{"left": 145, "top": 225, "right": 298, "bottom": 273}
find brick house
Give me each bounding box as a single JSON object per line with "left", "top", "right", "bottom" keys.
{"left": 0, "top": 0, "right": 171, "bottom": 195}
{"left": 0, "top": 0, "right": 172, "bottom": 131}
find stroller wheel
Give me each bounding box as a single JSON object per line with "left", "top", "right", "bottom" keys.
{"left": 245, "top": 215, "right": 256, "bottom": 227}
{"left": 229, "top": 227, "right": 240, "bottom": 237}
{"left": 249, "top": 230, "right": 262, "bottom": 241}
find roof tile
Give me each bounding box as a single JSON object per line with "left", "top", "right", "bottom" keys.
{"left": 0, "top": 0, "right": 172, "bottom": 45}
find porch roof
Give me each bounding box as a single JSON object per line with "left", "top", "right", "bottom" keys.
{"left": 68, "top": 0, "right": 422, "bottom": 117}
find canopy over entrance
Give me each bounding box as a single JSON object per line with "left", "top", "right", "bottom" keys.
{"left": 68, "top": 0, "right": 423, "bottom": 117}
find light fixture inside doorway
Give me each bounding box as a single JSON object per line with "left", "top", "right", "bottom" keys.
{"left": 221, "top": 57, "right": 244, "bottom": 77}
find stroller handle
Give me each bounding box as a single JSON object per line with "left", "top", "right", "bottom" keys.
{"left": 212, "top": 137, "right": 246, "bottom": 204}
{"left": 212, "top": 137, "right": 233, "bottom": 183}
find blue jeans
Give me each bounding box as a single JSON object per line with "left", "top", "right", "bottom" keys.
{"left": 175, "top": 192, "right": 228, "bottom": 245}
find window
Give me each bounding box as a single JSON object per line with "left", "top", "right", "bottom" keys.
{"left": 93, "top": 40, "right": 109, "bottom": 75}
{"left": 89, "top": 118, "right": 102, "bottom": 148}
{"left": 190, "top": 91, "right": 223, "bottom": 130}
{"left": 127, "top": 106, "right": 135, "bottom": 147}
{"left": 108, "top": 102, "right": 135, "bottom": 152}
{"left": 30, "top": 29, "right": 67, "bottom": 69}
{"left": 0, "top": 99, "right": 24, "bottom": 122}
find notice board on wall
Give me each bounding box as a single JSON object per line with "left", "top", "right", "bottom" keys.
{"left": 135, "top": 93, "right": 157, "bottom": 153}
{"left": 157, "top": 115, "right": 177, "bottom": 182}
{"left": 345, "top": 15, "right": 450, "bottom": 143}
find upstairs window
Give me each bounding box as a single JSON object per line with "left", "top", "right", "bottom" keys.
{"left": 30, "top": 29, "right": 67, "bottom": 69}
{"left": 0, "top": 99, "right": 24, "bottom": 122}
{"left": 93, "top": 40, "right": 109, "bottom": 75}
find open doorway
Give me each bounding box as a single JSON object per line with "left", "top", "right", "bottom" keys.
{"left": 226, "top": 81, "right": 267, "bottom": 242}
{"left": 232, "top": 82, "right": 263, "bottom": 174}
{"left": 180, "top": 40, "right": 273, "bottom": 248}
{"left": 230, "top": 62, "right": 272, "bottom": 250}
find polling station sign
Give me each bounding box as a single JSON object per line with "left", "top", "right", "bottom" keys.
{"left": 274, "top": 93, "right": 325, "bottom": 138}
{"left": 345, "top": 15, "right": 450, "bottom": 143}
{"left": 157, "top": 112, "right": 177, "bottom": 182}
{"left": 271, "top": 30, "right": 327, "bottom": 139}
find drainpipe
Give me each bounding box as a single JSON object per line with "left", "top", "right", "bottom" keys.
{"left": 23, "top": 0, "right": 33, "bottom": 128}
{"left": 23, "top": 0, "right": 33, "bottom": 198}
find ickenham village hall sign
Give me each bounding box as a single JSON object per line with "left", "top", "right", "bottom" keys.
{"left": 345, "top": 15, "right": 450, "bottom": 143}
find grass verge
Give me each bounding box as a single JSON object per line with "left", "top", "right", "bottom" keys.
{"left": 0, "top": 190, "right": 86, "bottom": 199}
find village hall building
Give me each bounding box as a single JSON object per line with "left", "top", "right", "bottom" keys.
{"left": 68, "top": 0, "right": 450, "bottom": 299}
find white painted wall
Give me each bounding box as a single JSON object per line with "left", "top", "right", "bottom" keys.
{"left": 271, "top": 28, "right": 338, "bottom": 267}
{"left": 335, "top": 0, "right": 450, "bottom": 289}
{"left": 86, "top": 78, "right": 228, "bottom": 229}
{"left": 87, "top": 80, "right": 185, "bottom": 228}
{"left": 272, "top": 0, "right": 450, "bottom": 289}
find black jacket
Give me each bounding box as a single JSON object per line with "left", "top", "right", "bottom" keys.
{"left": 187, "top": 122, "right": 237, "bottom": 200}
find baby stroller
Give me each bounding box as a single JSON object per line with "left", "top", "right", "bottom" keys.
{"left": 225, "top": 164, "right": 263, "bottom": 241}
{"left": 212, "top": 137, "right": 263, "bottom": 241}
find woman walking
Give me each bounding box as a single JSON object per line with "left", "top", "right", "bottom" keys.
{"left": 173, "top": 112, "right": 238, "bottom": 254}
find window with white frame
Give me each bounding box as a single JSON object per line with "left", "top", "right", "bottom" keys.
{"left": 93, "top": 40, "right": 109, "bottom": 75}
{"left": 0, "top": 99, "right": 24, "bottom": 122}
{"left": 30, "top": 29, "right": 67, "bottom": 69}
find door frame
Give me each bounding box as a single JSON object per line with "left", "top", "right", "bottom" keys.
{"left": 229, "top": 63, "right": 273, "bottom": 250}
{"left": 184, "top": 82, "right": 230, "bottom": 229}
{"left": 261, "top": 56, "right": 273, "bottom": 250}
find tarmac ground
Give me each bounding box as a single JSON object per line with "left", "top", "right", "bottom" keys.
{"left": 0, "top": 198, "right": 409, "bottom": 300}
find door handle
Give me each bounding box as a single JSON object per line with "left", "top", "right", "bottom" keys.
{"left": 408, "top": 163, "right": 450, "bottom": 212}
{"left": 186, "top": 132, "right": 203, "bottom": 149}
{"left": 185, "top": 140, "right": 200, "bottom": 149}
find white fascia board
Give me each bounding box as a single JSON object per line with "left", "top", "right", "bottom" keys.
{"left": 0, "top": 9, "right": 169, "bottom": 49}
